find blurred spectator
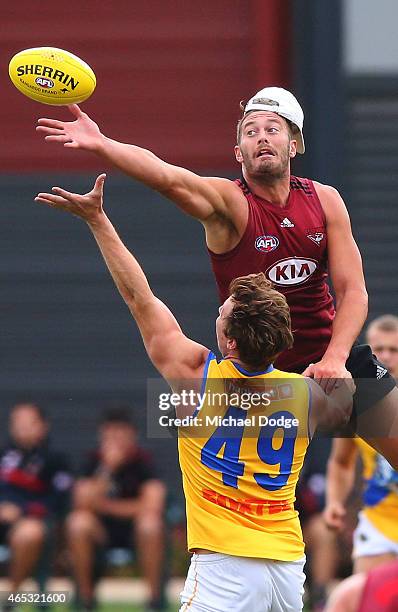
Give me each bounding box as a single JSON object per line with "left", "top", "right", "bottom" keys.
{"left": 324, "top": 316, "right": 398, "bottom": 604}
{"left": 66, "top": 408, "right": 166, "bottom": 611}
{"left": 0, "top": 402, "right": 72, "bottom": 607}
{"left": 366, "top": 314, "right": 398, "bottom": 378}
{"left": 325, "top": 558, "right": 398, "bottom": 612}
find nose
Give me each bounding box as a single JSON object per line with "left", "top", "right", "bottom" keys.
{"left": 257, "top": 130, "right": 269, "bottom": 143}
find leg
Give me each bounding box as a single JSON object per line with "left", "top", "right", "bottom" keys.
{"left": 135, "top": 504, "right": 165, "bottom": 604}
{"left": 8, "top": 518, "right": 46, "bottom": 591}
{"left": 303, "top": 514, "right": 339, "bottom": 608}
{"left": 354, "top": 552, "right": 396, "bottom": 573}
{"left": 66, "top": 509, "right": 106, "bottom": 603}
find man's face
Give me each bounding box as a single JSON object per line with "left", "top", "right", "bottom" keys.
{"left": 99, "top": 423, "right": 136, "bottom": 467}
{"left": 10, "top": 405, "right": 48, "bottom": 449}
{"left": 367, "top": 329, "right": 398, "bottom": 378}
{"left": 235, "top": 111, "right": 296, "bottom": 181}
{"left": 216, "top": 296, "right": 235, "bottom": 356}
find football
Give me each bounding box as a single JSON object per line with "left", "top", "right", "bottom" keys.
{"left": 9, "top": 47, "right": 96, "bottom": 105}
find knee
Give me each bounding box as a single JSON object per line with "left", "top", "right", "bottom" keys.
{"left": 10, "top": 518, "right": 45, "bottom": 547}
{"left": 135, "top": 511, "right": 164, "bottom": 537}
{"left": 66, "top": 509, "right": 97, "bottom": 539}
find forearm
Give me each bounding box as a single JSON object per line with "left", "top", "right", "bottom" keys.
{"left": 97, "top": 136, "right": 173, "bottom": 194}
{"left": 87, "top": 212, "right": 152, "bottom": 308}
{"left": 326, "top": 459, "right": 355, "bottom": 506}
{"left": 325, "top": 288, "right": 368, "bottom": 361}
{"left": 97, "top": 497, "right": 139, "bottom": 519}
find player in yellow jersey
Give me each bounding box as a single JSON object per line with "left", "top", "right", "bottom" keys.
{"left": 35, "top": 174, "right": 354, "bottom": 612}
{"left": 324, "top": 315, "right": 398, "bottom": 575}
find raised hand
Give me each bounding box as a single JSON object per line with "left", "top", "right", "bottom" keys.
{"left": 36, "top": 104, "right": 103, "bottom": 152}
{"left": 35, "top": 174, "right": 106, "bottom": 223}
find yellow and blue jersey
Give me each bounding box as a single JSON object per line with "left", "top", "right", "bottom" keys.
{"left": 178, "top": 352, "right": 311, "bottom": 561}
{"left": 355, "top": 438, "right": 398, "bottom": 542}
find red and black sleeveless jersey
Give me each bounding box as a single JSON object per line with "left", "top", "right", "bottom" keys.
{"left": 208, "top": 176, "right": 335, "bottom": 372}
{"left": 358, "top": 559, "right": 398, "bottom": 612}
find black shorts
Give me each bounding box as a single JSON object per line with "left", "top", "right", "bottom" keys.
{"left": 100, "top": 516, "right": 133, "bottom": 549}
{"left": 346, "top": 344, "right": 396, "bottom": 416}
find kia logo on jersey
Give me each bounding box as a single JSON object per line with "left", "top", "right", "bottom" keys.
{"left": 267, "top": 257, "right": 317, "bottom": 286}
{"left": 255, "top": 235, "right": 279, "bottom": 253}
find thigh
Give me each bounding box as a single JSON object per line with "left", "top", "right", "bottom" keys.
{"left": 346, "top": 344, "right": 396, "bottom": 419}
{"left": 267, "top": 556, "right": 306, "bottom": 612}
{"left": 179, "top": 553, "right": 271, "bottom": 612}
{"left": 353, "top": 512, "right": 398, "bottom": 567}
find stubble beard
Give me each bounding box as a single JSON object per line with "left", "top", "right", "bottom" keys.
{"left": 243, "top": 144, "right": 290, "bottom": 185}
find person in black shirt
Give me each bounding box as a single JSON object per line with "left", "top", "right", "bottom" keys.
{"left": 0, "top": 402, "right": 72, "bottom": 598}
{"left": 66, "top": 409, "right": 166, "bottom": 611}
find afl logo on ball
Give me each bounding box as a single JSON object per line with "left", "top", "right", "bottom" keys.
{"left": 255, "top": 235, "right": 279, "bottom": 253}
{"left": 35, "top": 77, "right": 54, "bottom": 88}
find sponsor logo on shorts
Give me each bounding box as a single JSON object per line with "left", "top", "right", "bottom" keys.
{"left": 376, "top": 365, "right": 388, "bottom": 380}
{"left": 255, "top": 235, "right": 279, "bottom": 253}
{"left": 35, "top": 77, "right": 54, "bottom": 88}
{"left": 267, "top": 257, "right": 317, "bottom": 286}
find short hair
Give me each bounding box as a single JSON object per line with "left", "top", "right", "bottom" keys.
{"left": 236, "top": 105, "right": 295, "bottom": 144}
{"left": 366, "top": 314, "right": 398, "bottom": 336}
{"left": 11, "top": 401, "right": 47, "bottom": 421}
{"left": 100, "top": 406, "right": 135, "bottom": 428}
{"left": 225, "top": 273, "right": 293, "bottom": 369}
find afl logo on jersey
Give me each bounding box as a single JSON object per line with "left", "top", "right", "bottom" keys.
{"left": 267, "top": 257, "right": 317, "bottom": 286}
{"left": 255, "top": 235, "right": 279, "bottom": 253}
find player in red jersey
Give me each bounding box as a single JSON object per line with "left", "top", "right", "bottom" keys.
{"left": 325, "top": 559, "right": 398, "bottom": 612}
{"left": 36, "top": 87, "right": 398, "bottom": 464}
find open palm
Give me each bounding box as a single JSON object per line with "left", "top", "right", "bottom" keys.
{"left": 35, "top": 174, "right": 106, "bottom": 222}
{"left": 36, "top": 104, "right": 102, "bottom": 151}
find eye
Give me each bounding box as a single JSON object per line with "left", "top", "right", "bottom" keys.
{"left": 246, "top": 129, "right": 257, "bottom": 136}
{"left": 268, "top": 127, "right": 279, "bottom": 134}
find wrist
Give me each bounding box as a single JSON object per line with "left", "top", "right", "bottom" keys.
{"left": 86, "top": 211, "right": 107, "bottom": 230}
{"left": 323, "top": 346, "right": 350, "bottom": 363}
{"left": 94, "top": 132, "right": 107, "bottom": 155}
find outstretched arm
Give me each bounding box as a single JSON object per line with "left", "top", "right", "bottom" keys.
{"left": 303, "top": 184, "right": 368, "bottom": 393}
{"left": 36, "top": 105, "right": 240, "bottom": 225}
{"left": 35, "top": 174, "right": 209, "bottom": 383}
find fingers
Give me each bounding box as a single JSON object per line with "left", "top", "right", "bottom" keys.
{"left": 36, "top": 126, "right": 65, "bottom": 136}
{"left": 42, "top": 135, "right": 80, "bottom": 148}
{"left": 93, "top": 173, "right": 107, "bottom": 193}
{"left": 68, "top": 104, "right": 83, "bottom": 118}
{"left": 302, "top": 364, "right": 314, "bottom": 377}
{"left": 51, "top": 186, "right": 79, "bottom": 202}
{"left": 34, "top": 193, "right": 69, "bottom": 207}
{"left": 37, "top": 118, "right": 66, "bottom": 129}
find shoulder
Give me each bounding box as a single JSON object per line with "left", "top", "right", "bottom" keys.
{"left": 205, "top": 177, "right": 248, "bottom": 208}
{"left": 312, "top": 181, "right": 351, "bottom": 224}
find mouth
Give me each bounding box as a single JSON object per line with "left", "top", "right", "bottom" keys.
{"left": 256, "top": 148, "right": 275, "bottom": 158}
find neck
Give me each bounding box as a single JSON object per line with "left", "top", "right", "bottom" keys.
{"left": 243, "top": 171, "right": 291, "bottom": 207}
{"left": 223, "top": 354, "right": 270, "bottom": 373}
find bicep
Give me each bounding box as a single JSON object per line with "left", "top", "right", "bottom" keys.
{"left": 316, "top": 184, "right": 366, "bottom": 296}
{"left": 162, "top": 168, "right": 236, "bottom": 222}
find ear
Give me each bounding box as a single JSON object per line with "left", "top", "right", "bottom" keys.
{"left": 289, "top": 140, "right": 297, "bottom": 159}
{"left": 234, "top": 145, "right": 243, "bottom": 163}
{"left": 226, "top": 338, "right": 237, "bottom": 351}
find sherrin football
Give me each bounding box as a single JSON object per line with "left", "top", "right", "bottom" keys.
{"left": 9, "top": 47, "right": 96, "bottom": 105}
